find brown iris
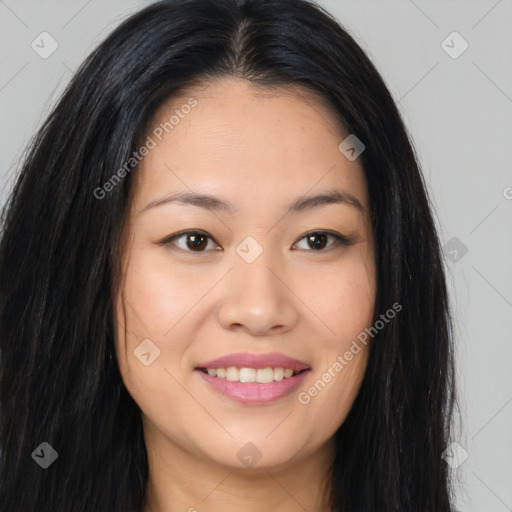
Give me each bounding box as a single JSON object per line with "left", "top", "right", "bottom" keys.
{"left": 306, "top": 233, "right": 328, "bottom": 250}
{"left": 186, "top": 233, "right": 209, "bottom": 251}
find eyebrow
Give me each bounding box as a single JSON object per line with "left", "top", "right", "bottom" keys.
{"left": 139, "top": 188, "right": 365, "bottom": 215}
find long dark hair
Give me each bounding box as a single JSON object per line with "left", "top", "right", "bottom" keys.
{"left": 0, "top": 0, "right": 458, "bottom": 510}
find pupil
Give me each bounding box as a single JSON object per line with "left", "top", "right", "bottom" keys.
{"left": 187, "top": 234, "right": 207, "bottom": 250}
{"left": 308, "top": 233, "right": 327, "bottom": 250}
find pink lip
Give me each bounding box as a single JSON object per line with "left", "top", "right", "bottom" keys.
{"left": 195, "top": 352, "right": 311, "bottom": 372}
{"left": 194, "top": 352, "right": 311, "bottom": 405}
{"left": 196, "top": 368, "right": 310, "bottom": 405}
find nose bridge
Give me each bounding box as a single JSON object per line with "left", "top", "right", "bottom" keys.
{"left": 234, "top": 234, "right": 282, "bottom": 299}
{"left": 215, "top": 234, "right": 298, "bottom": 334}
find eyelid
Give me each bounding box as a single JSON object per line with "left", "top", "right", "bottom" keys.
{"left": 159, "top": 229, "right": 353, "bottom": 252}
{"left": 291, "top": 230, "right": 353, "bottom": 248}
{"left": 158, "top": 229, "right": 221, "bottom": 249}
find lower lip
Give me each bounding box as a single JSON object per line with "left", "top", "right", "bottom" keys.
{"left": 196, "top": 369, "right": 310, "bottom": 405}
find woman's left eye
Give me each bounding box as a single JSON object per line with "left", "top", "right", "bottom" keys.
{"left": 292, "top": 231, "right": 350, "bottom": 251}
{"left": 160, "top": 230, "right": 351, "bottom": 253}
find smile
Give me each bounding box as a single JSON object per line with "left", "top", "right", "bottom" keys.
{"left": 195, "top": 352, "right": 311, "bottom": 404}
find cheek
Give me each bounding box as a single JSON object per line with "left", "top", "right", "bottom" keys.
{"left": 295, "top": 253, "right": 374, "bottom": 427}
{"left": 114, "top": 252, "right": 194, "bottom": 421}
{"left": 304, "top": 352, "right": 369, "bottom": 437}
{"left": 120, "top": 249, "right": 195, "bottom": 337}
{"left": 314, "top": 254, "right": 376, "bottom": 348}
{"left": 114, "top": 249, "right": 197, "bottom": 390}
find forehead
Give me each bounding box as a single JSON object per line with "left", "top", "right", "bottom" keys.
{"left": 131, "top": 78, "right": 369, "bottom": 216}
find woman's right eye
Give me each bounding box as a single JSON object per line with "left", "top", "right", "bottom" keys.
{"left": 160, "top": 230, "right": 222, "bottom": 253}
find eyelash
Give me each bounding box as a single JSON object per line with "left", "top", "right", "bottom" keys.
{"left": 159, "top": 229, "right": 353, "bottom": 253}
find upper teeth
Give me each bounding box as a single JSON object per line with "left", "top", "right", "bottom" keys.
{"left": 205, "top": 367, "right": 296, "bottom": 383}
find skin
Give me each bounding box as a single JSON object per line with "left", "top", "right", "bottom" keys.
{"left": 114, "top": 77, "right": 376, "bottom": 512}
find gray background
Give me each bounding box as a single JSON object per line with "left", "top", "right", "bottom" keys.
{"left": 1, "top": 1, "right": 511, "bottom": 510}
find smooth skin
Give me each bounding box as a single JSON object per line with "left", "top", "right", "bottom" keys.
{"left": 114, "top": 78, "right": 376, "bottom": 512}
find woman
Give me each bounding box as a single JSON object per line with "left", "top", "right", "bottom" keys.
{"left": 0, "top": 0, "right": 459, "bottom": 510}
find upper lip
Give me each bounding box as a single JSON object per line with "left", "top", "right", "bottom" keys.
{"left": 196, "top": 352, "right": 311, "bottom": 372}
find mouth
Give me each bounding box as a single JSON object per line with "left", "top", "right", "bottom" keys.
{"left": 194, "top": 353, "right": 311, "bottom": 405}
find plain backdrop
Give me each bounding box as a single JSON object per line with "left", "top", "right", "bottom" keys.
{"left": 1, "top": 1, "right": 511, "bottom": 510}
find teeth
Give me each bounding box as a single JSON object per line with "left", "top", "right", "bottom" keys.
{"left": 203, "top": 366, "right": 302, "bottom": 383}
{"left": 239, "top": 367, "right": 256, "bottom": 383}
{"left": 256, "top": 368, "right": 274, "bottom": 383}
{"left": 226, "top": 367, "right": 239, "bottom": 381}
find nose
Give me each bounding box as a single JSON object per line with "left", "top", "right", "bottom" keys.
{"left": 216, "top": 251, "right": 299, "bottom": 336}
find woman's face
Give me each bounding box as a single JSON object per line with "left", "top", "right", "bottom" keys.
{"left": 115, "top": 78, "right": 376, "bottom": 471}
